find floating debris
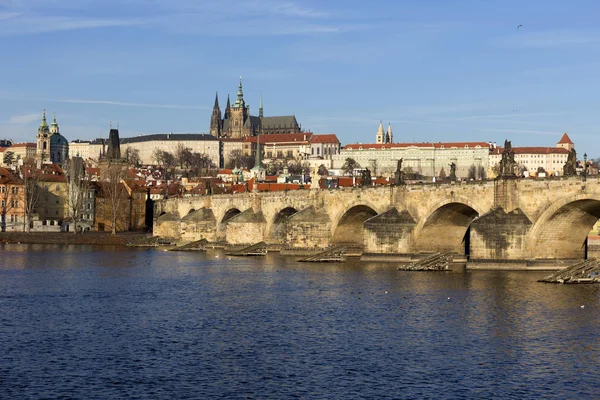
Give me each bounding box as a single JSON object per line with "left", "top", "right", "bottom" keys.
{"left": 227, "top": 242, "right": 268, "bottom": 257}
{"left": 397, "top": 252, "right": 454, "bottom": 271}
{"left": 298, "top": 245, "right": 347, "bottom": 263}
{"left": 538, "top": 259, "right": 600, "bottom": 284}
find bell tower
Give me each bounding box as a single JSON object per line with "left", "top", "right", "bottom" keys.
{"left": 36, "top": 110, "right": 51, "bottom": 164}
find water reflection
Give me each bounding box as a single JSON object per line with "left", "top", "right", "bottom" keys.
{"left": 0, "top": 245, "right": 599, "bottom": 398}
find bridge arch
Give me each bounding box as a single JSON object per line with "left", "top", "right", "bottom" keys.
{"left": 331, "top": 203, "right": 379, "bottom": 246}
{"left": 413, "top": 198, "right": 484, "bottom": 254}
{"left": 268, "top": 206, "right": 299, "bottom": 243}
{"left": 528, "top": 195, "right": 600, "bottom": 259}
{"left": 219, "top": 208, "right": 242, "bottom": 232}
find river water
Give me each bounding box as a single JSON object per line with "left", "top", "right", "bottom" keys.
{"left": 0, "top": 244, "right": 599, "bottom": 399}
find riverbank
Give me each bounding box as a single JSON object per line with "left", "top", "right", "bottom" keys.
{"left": 0, "top": 232, "right": 148, "bottom": 246}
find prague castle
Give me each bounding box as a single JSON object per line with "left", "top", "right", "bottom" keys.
{"left": 210, "top": 78, "right": 302, "bottom": 138}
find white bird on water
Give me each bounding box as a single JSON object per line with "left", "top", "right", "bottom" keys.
{"left": 581, "top": 305, "right": 585, "bottom": 309}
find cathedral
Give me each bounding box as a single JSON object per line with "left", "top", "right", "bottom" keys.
{"left": 210, "top": 78, "right": 302, "bottom": 138}
{"left": 36, "top": 110, "right": 69, "bottom": 165}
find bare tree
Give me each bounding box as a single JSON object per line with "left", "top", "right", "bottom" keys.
{"left": 124, "top": 147, "right": 141, "bottom": 167}
{"left": 152, "top": 148, "right": 165, "bottom": 167}
{"left": 318, "top": 164, "right": 329, "bottom": 176}
{"left": 21, "top": 166, "right": 41, "bottom": 233}
{"left": 226, "top": 149, "right": 255, "bottom": 169}
{"left": 175, "top": 143, "right": 193, "bottom": 168}
{"left": 342, "top": 158, "right": 360, "bottom": 175}
{"left": 100, "top": 161, "right": 128, "bottom": 235}
{"left": 65, "top": 159, "right": 89, "bottom": 234}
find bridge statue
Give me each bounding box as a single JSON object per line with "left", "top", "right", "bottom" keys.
{"left": 361, "top": 168, "right": 372, "bottom": 187}
{"left": 563, "top": 148, "right": 577, "bottom": 176}
{"left": 449, "top": 162, "right": 457, "bottom": 181}
{"left": 310, "top": 164, "right": 320, "bottom": 189}
{"left": 499, "top": 139, "right": 517, "bottom": 178}
{"left": 394, "top": 159, "right": 405, "bottom": 185}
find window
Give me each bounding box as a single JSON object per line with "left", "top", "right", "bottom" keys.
{"left": 317, "top": 148, "right": 320, "bottom": 155}
{"left": 56, "top": 185, "right": 60, "bottom": 191}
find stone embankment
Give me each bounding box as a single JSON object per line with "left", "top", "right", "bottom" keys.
{"left": 0, "top": 232, "right": 148, "bottom": 246}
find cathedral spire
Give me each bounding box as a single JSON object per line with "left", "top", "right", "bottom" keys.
{"left": 235, "top": 76, "right": 245, "bottom": 108}
{"left": 259, "top": 92, "right": 263, "bottom": 119}
{"left": 255, "top": 134, "right": 262, "bottom": 168}
{"left": 39, "top": 109, "right": 49, "bottom": 129}
{"left": 213, "top": 92, "right": 220, "bottom": 109}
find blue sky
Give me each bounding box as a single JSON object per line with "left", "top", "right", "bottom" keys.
{"left": 1, "top": 0, "right": 599, "bottom": 155}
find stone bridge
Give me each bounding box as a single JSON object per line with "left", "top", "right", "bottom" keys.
{"left": 154, "top": 176, "right": 600, "bottom": 262}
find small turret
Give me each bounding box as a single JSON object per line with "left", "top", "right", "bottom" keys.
{"left": 39, "top": 110, "right": 49, "bottom": 130}
{"left": 386, "top": 123, "right": 393, "bottom": 144}
{"left": 376, "top": 121, "right": 385, "bottom": 144}
{"left": 50, "top": 112, "right": 60, "bottom": 135}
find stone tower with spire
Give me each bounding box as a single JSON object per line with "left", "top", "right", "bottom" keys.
{"left": 386, "top": 123, "right": 393, "bottom": 144}
{"left": 209, "top": 92, "right": 223, "bottom": 136}
{"left": 36, "top": 110, "right": 51, "bottom": 164}
{"left": 376, "top": 121, "right": 385, "bottom": 144}
{"left": 228, "top": 77, "right": 251, "bottom": 138}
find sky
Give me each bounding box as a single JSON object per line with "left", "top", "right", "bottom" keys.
{"left": 1, "top": 0, "right": 599, "bottom": 155}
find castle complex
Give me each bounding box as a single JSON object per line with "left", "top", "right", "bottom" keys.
{"left": 210, "top": 78, "right": 302, "bottom": 138}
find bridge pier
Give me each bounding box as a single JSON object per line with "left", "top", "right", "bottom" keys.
{"left": 226, "top": 209, "right": 266, "bottom": 245}
{"left": 469, "top": 207, "right": 532, "bottom": 260}
{"left": 284, "top": 206, "right": 332, "bottom": 250}
{"left": 363, "top": 208, "right": 416, "bottom": 254}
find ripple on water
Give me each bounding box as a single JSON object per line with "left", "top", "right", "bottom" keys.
{"left": 0, "top": 246, "right": 599, "bottom": 399}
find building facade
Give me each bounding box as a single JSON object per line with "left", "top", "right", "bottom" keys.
{"left": 333, "top": 141, "right": 491, "bottom": 178}
{"left": 488, "top": 133, "right": 574, "bottom": 177}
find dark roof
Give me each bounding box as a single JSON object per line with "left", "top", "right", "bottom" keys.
{"left": 120, "top": 133, "right": 218, "bottom": 144}
{"left": 261, "top": 116, "right": 299, "bottom": 129}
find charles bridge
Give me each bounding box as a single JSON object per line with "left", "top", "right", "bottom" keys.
{"left": 153, "top": 176, "right": 600, "bottom": 265}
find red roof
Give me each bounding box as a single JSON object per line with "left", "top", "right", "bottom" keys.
{"left": 344, "top": 142, "right": 490, "bottom": 150}
{"left": 558, "top": 133, "right": 574, "bottom": 144}
{"left": 490, "top": 147, "right": 570, "bottom": 155}
{"left": 244, "top": 133, "right": 313, "bottom": 144}
{"left": 10, "top": 142, "right": 36, "bottom": 148}
{"left": 310, "top": 134, "right": 340, "bottom": 144}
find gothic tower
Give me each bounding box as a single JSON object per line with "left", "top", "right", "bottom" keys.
{"left": 209, "top": 92, "right": 222, "bottom": 137}
{"left": 36, "top": 110, "right": 51, "bottom": 164}
{"left": 386, "top": 123, "right": 393, "bottom": 144}
{"left": 376, "top": 121, "right": 385, "bottom": 144}
{"left": 229, "top": 77, "right": 249, "bottom": 138}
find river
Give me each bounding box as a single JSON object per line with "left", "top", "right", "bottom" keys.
{"left": 0, "top": 244, "right": 599, "bottom": 399}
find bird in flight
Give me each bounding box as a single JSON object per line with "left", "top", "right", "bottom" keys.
{"left": 517, "top": 24, "right": 523, "bottom": 30}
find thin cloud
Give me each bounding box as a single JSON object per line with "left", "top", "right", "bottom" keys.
{"left": 53, "top": 98, "right": 210, "bottom": 110}
{"left": 484, "top": 128, "right": 561, "bottom": 136}
{"left": 8, "top": 112, "right": 41, "bottom": 124}
{"left": 495, "top": 30, "right": 600, "bottom": 48}
{"left": 0, "top": 15, "right": 146, "bottom": 36}
{"left": 0, "top": 94, "right": 210, "bottom": 110}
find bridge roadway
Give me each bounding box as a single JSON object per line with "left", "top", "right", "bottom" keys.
{"left": 154, "top": 176, "right": 600, "bottom": 264}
